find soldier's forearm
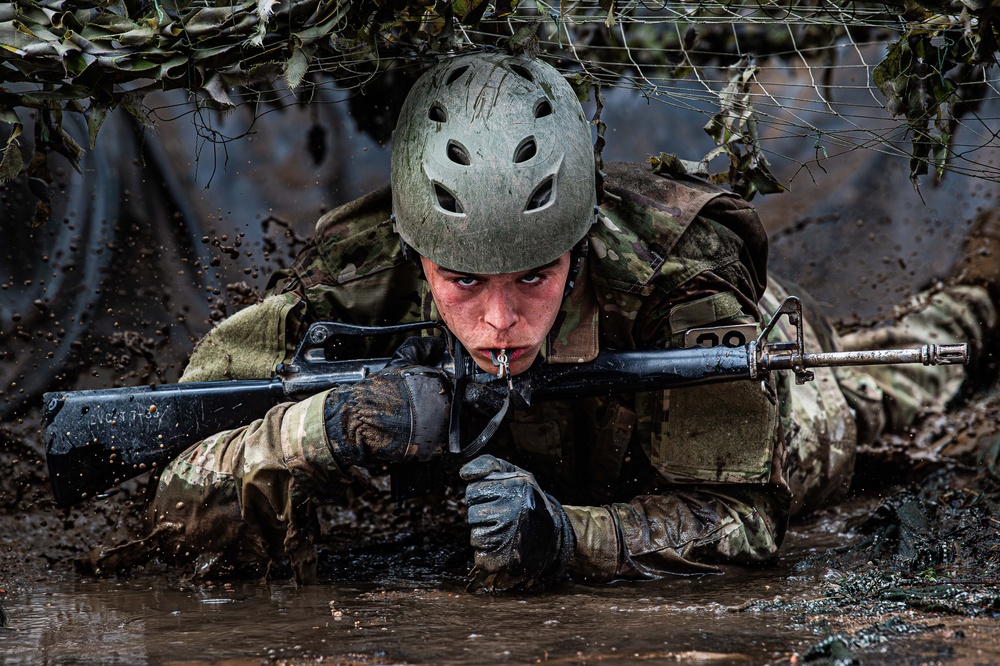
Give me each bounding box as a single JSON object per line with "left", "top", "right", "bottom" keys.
{"left": 562, "top": 485, "right": 789, "bottom": 582}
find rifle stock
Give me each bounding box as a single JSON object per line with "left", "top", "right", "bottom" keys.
{"left": 43, "top": 297, "right": 969, "bottom": 507}
{"left": 44, "top": 379, "right": 284, "bottom": 506}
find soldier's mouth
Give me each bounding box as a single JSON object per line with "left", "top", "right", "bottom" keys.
{"left": 478, "top": 347, "right": 530, "bottom": 376}
{"left": 484, "top": 347, "right": 527, "bottom": 362}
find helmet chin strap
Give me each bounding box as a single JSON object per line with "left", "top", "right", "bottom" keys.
{"left": 445, "top": 329, "right": 525, "bottom": 460}
{"left": 562, "top": 232, "right": 591, "bottom": 300}
{"left": 394, "top": 216, "right": 421, "bottom": 264}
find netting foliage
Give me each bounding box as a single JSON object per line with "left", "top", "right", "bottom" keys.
{"left": 1, "top": 0, "right": 999, "bottom": 221}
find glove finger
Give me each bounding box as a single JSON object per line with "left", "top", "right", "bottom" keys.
{"left": 466, "top": 501, "right": 505, "bottom": 529}
{"left": 459, "top": 454, "right": 516, "bottom": 481}
{"left": 468, "top": 523, "right": 508, "bottom": 553}
{"left": 386, "top": 336, "right": 447, "bottom": 368}
{"left": 463, "top": 480, "right": 505, "bottom": 508}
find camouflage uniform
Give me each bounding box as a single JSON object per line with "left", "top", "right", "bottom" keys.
{"left": 106, "top": 162, "right": 995, "bottom": 584}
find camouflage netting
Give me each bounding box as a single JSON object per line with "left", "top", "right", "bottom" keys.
{"left": 2, "top": 0, "right": 1000, "bottom": 212}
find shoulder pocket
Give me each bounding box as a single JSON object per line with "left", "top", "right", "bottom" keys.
{"left": 667, "top": 292, "right": 745, "bottom": 335}
{"left": 651, "top": 379, "right": 778, "bottom": 484}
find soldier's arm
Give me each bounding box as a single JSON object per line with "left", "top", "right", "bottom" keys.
{"left": 565, "top": 211, "right": 790, "bottom": 581}
{"left": 563, "top": 484, "right": 789, "bottom": 581}
{"left": 138, "top": 268, "right": 446, "bottom": 583}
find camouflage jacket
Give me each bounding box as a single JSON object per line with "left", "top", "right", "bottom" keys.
{"left": 170, "top": 161, "right": 791, "bottom": 582}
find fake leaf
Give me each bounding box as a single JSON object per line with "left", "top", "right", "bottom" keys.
{"left": 285, "top": 47, "right": 310, "bottom": 90}
{"left": 569, "top": 73, "right": 594, "bottom": 104}
{"left": 699, "top": 57, "right": 785, "bottom": 200}
{"left": 0, "top": 120, "right": 24, "bottom": 185}
{"left": 85, "top": 103, "right": 110, "bottom": 149}
{"left": 452, "top": 0, "right": 486, "bottom": 21}
{"left": 600, "top": 0, "right": 615, "bottom": 27}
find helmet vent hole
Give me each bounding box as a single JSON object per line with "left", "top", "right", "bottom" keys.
{"left": 534, "top": 99, "right": 553, "bottom": 118}
{"left": 510, "top": 64, "right": 534, "bottom": 83}
{"left": 428, "top": 104, "right": 447, "bottom": 122}
{"left": 434, "top": 184, "right": 464, "bottom": 214}
{"left": 513, "top": 137, "right": 537, "bottom": 164}
{"left": 446, "top": 66, "right": 470, "bottom": 86}
{"left": 526, "top": 177, "right": 553, "bottom": 211}
{"left": 447, "top": 141, "right": 471, "bottom": 165}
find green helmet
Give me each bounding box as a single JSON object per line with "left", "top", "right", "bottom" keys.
{"left": 391, "top": 52, "right": 597, "bottom": 274}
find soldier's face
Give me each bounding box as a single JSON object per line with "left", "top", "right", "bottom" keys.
{"left": 421, "top": 253, "right": 572, "bottom": 376}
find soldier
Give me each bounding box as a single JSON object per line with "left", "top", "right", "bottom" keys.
{"left": 95, "top": 52, "right": 998, "bottom": 591}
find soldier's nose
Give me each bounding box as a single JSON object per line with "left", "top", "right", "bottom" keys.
{"left": 482, "top": 289, "right": 519, "bottom": 331}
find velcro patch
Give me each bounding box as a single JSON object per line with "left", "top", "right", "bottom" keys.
{"left": 683, "top": 323, "right": 759, "bottom": 349}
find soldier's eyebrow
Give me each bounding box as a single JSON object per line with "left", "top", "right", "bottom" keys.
{"left": 437, "top": 258, "right": 562, "bottom": 280}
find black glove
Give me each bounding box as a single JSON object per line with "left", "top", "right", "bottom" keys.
{"left": 324, "top": 336, "right": 452, "bottom": 467}
{"left": 383, "top": 336, "right": 506, "bottom": 419}
{"left": 460, "top": 455, "right": 575, "bottom": 593}
{"left": 384, "top": 335, "right": 448, "bottom": 367}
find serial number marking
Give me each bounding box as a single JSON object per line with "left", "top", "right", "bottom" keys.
{"left": 87, "top": 404, "right": 164, "bottom": 427}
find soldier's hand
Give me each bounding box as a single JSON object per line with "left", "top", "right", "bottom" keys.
{"left": 384, "top": 335, "right": 448, "bottom": 368}
{"left": 460, "top": 455, "right": 575, "bottom": 593}
{"left": 323, "top": 336, "right": 451, "bottom": 466}
{"left": 386, "top": 336, "right": 506, "bottom": 418}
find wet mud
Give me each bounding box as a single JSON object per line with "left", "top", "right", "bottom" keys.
{"left": 3, "top": 84, "right": 1000, "bottom": 663}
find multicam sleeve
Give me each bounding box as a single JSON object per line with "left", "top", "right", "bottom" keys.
{"left": 561, "top": 484, "right": 790, "bottom": 582}
{"left": 132, "top": 289, "right": 345, "bottom": 582}
{"left": 146, "top": 388, "right": 352, "bottom": 584}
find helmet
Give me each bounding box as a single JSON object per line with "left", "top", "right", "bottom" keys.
{"left": 391, "top": 52, "right": 596, "bottom": 274}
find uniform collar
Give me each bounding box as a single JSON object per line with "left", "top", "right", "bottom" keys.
{"left": 546, "top": 253, "right": 600, "bottom": 363}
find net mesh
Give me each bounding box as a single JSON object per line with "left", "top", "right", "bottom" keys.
{"left": 469, "top": 1, "right": 1000, "bottom": 191}
{"left": 1, "top": 0, "right": 998, "bottom": 202}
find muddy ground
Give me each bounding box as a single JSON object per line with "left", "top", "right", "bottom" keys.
{"left": 3, "top": 89, "right": 1000, "bottom": 663}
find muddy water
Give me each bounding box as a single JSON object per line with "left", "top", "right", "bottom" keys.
{"left": 4, "top": 515, "right": 997, "bottom": 665}
{"left": 0, "top": 563, "right": 816, "bottom": 664}
{"left": 0, "top": 576, "right": 806, "bottom": 664}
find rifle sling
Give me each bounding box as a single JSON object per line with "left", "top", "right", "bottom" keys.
{"left": 447, "top": 339, "right": 512, "bottom": 460}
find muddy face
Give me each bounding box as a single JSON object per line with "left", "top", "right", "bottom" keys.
{"left": 420, "top": 254, "right": 571, "bottom": 376}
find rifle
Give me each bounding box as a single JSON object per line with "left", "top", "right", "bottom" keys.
{"left": 43, "top": 296, "right": 968, "bottom": 507}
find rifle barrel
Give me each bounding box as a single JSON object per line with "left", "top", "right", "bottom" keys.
{"left": 762, "top": 343, "right": 969, "bottom": 371}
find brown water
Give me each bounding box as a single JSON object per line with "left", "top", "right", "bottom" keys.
{"left": 0, "top": 571, "right": 815, "bottom": 664}
{"left": 6, "top": 515, "right": 998, "bottom": 666}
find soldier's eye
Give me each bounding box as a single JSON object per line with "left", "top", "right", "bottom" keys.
{"left": 454, "top": 276, "right": 479, "bottom": 287}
